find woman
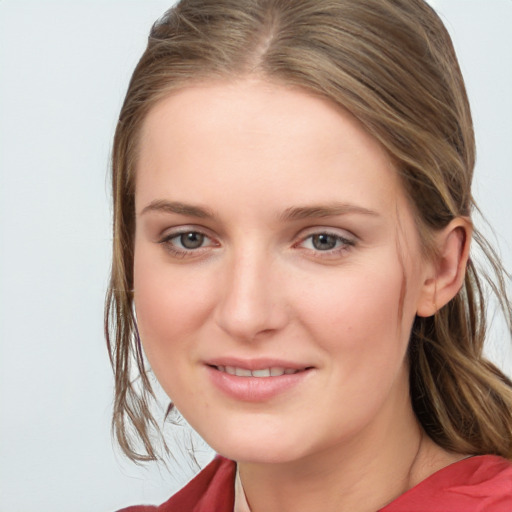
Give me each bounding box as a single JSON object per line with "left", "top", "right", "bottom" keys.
{"left": 106, "top": 0, "right": 512, "bottom": 510}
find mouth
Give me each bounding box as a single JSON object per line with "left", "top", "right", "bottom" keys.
{"left": 206, "top": 362, "right": 313, "bottom": 401}
{"left": 212, "top": 365, "right": 304, "bottom": 377}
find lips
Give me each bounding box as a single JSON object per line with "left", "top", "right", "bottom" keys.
{"left": 205, "top": 359, "right": 313, "bottom": 401}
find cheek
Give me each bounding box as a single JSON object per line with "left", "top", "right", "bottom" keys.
{"left": 133, "top": 248, "right": 212, "bottom": 378}
{"left": 297, "top": 260, "right": 412, "bottom": 366}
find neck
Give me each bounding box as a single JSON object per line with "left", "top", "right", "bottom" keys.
{"left": 237, "top": 397, "right": 459, "bottom": 512}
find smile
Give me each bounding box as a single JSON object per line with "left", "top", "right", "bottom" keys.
{"left": 206, "top": 361, "right": 313, "bottom": 401}
{"left": 215, "top": 366, "right": 301, "bottom": 377}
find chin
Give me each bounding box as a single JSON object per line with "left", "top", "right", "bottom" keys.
{"left": 197, "top": 424, "right": 313, "bottom": 465}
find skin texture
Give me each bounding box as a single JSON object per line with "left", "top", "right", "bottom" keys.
{"left": 133, "top": 79, "right": 470, "bottom": 512}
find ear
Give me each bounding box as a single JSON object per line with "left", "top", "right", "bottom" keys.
{"left": 416, "top": 217, "right": 472, "bottom": 318}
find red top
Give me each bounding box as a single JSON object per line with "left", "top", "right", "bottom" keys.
{"left": 118, "top": 454, "right": 512, "bottom": 512}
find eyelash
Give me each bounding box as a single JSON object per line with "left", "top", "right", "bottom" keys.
{"left": 158, "top": 229, "right": 356, "bottom": 259}
{"left": 158, "top": 230, "right": 218, "bottom": 258}
{"left": 295, "top": 231, "right": 356, "bottom": 258}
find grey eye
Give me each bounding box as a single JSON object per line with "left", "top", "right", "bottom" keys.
{"left": 179, "top": 232, "right": 205, "bottom": 249}
{"left": 311, "top": 233, "right": 339, "bottom": 251}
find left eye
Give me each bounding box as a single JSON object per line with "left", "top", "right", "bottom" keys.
{"left": 300, "top": 233, "right": 353, "bottom": 251}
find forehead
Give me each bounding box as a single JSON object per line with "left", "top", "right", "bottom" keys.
{"left": 136, "top": 79, "right": 407, "bottom": 220}
{"left": 139, "top": 79, "right": 388, "bottom": 164}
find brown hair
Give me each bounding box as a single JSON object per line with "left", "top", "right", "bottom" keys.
{"left": 105, "top": 0, "right": 512, "bottom": 462}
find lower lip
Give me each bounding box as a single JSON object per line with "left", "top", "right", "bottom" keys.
{"left": 206, "top": 366, "right": 312, "bottom": 402}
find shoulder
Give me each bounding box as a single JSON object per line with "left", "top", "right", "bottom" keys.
{"left": 382, "top": 455, "right": 512, "bottom": 512}
{"left": 117, "top": 456, "right": 236, "bottom": 512}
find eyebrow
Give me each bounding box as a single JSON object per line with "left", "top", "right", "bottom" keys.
{"left": 280, "top": 203, "right": 380, "bottom": 221}
{"left": 140, "top": 200, "right": 215, "bottom": 218}
{"left": 140, "top": 199, "right": 380, "bottom": 221}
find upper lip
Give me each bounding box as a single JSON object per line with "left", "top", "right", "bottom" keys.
{"left": 205, "top": 357, "right": 312, "bottom": 371}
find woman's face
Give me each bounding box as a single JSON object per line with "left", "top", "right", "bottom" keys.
{"left": 134, "top": 79, "right": 434, "bottom": 464}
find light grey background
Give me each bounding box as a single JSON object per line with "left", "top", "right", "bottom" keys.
{"left": 0, "top": 1, "right": 511, "bottom": 511}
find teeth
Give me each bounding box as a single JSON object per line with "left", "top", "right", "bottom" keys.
{"left": 216, "top": 366, "right": 299, "bottom": 377}
{"left": 252, "top": 368, "right": 271, "bottom": 377}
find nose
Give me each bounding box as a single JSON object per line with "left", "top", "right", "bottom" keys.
{"left": 214, "top": 248, "right": 289, "bottom": 342}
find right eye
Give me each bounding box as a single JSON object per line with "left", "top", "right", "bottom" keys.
{"left": 173, "top": 232, "right": 207, "bottom": 249}
{"left": 159, "top": 230, "right": 217, "bottom": 257}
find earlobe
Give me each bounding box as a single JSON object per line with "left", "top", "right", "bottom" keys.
{"left": 416, "top": 218, "right": 472, "bottom": 318}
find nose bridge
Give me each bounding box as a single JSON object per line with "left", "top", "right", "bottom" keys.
{"left": 215, "top": 243, "right": 286, "bottom": 341}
